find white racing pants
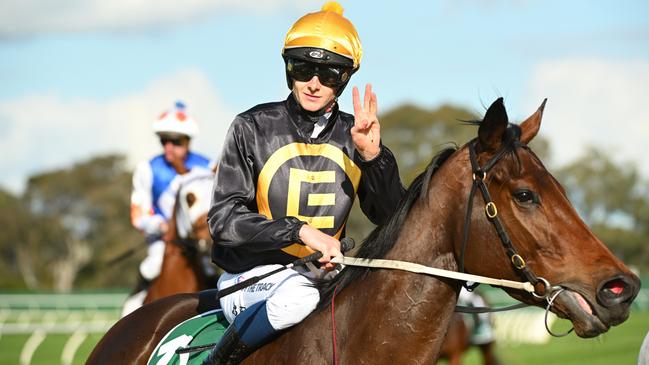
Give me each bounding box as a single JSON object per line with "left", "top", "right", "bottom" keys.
{"left": 121, "top": 240, "right": 166, "bottom": 318}
{"left": 139, "top": 240, "right": 165, "bottom": 281}
{"left": 458, "top": 288, "right": 495, "bottom": 344}
{"left": 217, "top": 264, "right": 321, "bottom": 331}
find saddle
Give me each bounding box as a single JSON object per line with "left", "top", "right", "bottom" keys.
{"left": 147, "top": 290, "right": 229, "bottom": 365}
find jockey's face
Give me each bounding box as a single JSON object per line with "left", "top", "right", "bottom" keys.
{"left": 292, "top": 76, "right": 337, "bottom": 113}
{"left": 160, "top": 134, "right": 190, "bottom": 169}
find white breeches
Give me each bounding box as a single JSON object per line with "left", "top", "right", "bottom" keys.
{"left": 139, "top": 240, "right": 165, "bottom": 281}
{"left": 458, "top": 288, "right": 495, "bottom": 344}
{"left": 120, "top": 290, "right": 147, "bottom": 318}
{"left": 217, "top": 264, "right": 320, "bottom": 331}
{"left": 458, "top": 288, "right": 489, "bottom": 322}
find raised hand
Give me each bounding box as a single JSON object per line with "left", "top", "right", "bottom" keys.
{"left": 351, "top": 84, "right": 381, "bottom": 161}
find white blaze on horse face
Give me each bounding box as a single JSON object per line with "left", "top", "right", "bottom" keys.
{"left": 174, "top": 168, "right": 215, "bottom": 238}
{"left": 185, "top": 183, "right": 211, "bottom": 222}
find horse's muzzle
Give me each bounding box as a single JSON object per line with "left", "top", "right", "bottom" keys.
{"left": 550, "top": 272, "right": 640, "bottom": 338}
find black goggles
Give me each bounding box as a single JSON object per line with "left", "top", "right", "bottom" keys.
{"left": 286, "top": 59, "right": 352, "bottom": 88}
{"left": 160, "top": 136, "right": 186, "bottom": 146}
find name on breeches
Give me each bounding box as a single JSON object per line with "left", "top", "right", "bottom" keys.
{"left": 243, "top": 282, "right": 276, "bottom": 293}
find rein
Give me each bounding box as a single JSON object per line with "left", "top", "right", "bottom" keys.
{"left": 331, "top": 256, "right": 535, "bottom": 293}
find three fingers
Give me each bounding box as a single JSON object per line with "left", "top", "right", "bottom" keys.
{"left": 353, "top": 84, "right": 377, "bottom": 129}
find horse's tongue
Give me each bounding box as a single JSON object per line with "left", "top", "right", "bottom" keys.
{"left": 571, "top": 292, "right": 593, "bottom": 315}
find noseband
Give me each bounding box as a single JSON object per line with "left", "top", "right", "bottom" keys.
{"left": 459, "top": 137, "right": 556, "bottom": 300}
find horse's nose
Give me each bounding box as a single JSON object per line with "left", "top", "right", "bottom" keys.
{"left": 596, "top": 274, "right": 641, "bottom": 308}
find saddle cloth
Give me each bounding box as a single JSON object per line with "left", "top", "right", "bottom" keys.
{"left": 147, "top": 309, "right": 229, "bottom": 365}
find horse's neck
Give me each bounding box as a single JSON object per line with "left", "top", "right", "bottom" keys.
{"left": 295, "top": 199, "right": 460, "bottom": 363}
{"left": 332, "top": 164, "right": 466, "bottom": 362}
{"left": 149, "top": 242, "right": 201, "bottom": 297}
{"left": 270, "top": 268, "right": 459, "bottom": 363}
{"left": 386, "top": 193, "right": 459, "bottom": 266}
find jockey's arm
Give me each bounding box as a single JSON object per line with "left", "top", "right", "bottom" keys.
{"left": 131, "top": 161, "right": 167, "bottom": 236}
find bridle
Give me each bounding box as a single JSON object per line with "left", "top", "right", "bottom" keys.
{"left": 172, "top": 236, "right": 211, "bottom": 257}
{"left": 459, "top": 135, "right": 573, "bottom": 336}
{"left": 459, "top": 136, "right": 555, "bottom": 300}
{"left": 333, "top": 135, "right": 563, "bottom": 299}
{"left": 335, "top": 133, "right": 575, "bottom": 334}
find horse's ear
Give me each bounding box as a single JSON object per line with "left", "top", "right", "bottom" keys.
{"left": 478, "top": 97, "right": 508, "bottom": 152}
{"left": 519, "top": 99, "right": 547, "bottom": 144}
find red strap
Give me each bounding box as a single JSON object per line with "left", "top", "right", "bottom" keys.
{"left": 331, "top": 285, "right": 340, "bottom": 365}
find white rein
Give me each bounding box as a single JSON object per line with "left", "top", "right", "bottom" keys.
{"left": 331, "top": 256, "right": 536, "bottom": 293}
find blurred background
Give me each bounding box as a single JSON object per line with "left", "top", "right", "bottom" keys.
{"left": 0, "top": 1, "right": 647, "bottom": 364}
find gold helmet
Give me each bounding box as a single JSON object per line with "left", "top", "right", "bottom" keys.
{"left": 282, "top": 2, "right": 362, "bottom": 93}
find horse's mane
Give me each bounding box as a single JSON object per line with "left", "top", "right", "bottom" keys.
{"left": 315, "top": 146, "right": 458, "bottom": 310}
{"left": 315, "top": 123, "right": 525, "bottom": 310}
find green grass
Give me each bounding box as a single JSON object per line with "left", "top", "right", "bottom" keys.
{"left": 440, "top": 311, "right": 649, "bottom": 365}
{"left": 1, "top": 311, "right": 647, "bottom": 365}
{"left": 0, "top": 333, "right": 106, "bottom": 365}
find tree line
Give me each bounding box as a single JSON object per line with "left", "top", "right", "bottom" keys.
{"left": 1, "top": 102, "right": 646, "bottom": 292}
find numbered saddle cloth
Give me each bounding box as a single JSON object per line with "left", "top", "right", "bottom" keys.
{"left": 147, "top": 309, "right": 229, "bottom": 365}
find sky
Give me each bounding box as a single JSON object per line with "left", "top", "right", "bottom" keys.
{"left": 1, "top": 0, "right": 648, "bottom": 194}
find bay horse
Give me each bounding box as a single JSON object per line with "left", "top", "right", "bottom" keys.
{"left": 144, "top": 168, "right": 218, "bottom": 304}
{"left": 88, "top": 98, "right": 640, "bottom": 364}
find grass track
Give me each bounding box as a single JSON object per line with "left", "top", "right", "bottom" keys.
{"left": 1, "top": 312, "right": 646, "bottom": 364}
{"left": 441, "top": 311, "right": 648, "bottom": 365}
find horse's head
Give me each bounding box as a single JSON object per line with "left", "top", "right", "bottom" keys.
{"left": 149, "top": 168, "right": 216, "bottom": 303}
{"left": 459, "top": 98, "right": 640, "bottom": 338}
{"left": 168, "top": 168, "right": 214, "bottom": 252}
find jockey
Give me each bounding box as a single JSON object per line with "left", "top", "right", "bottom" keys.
{"left": 121, "top": 101, "right": 214, "bottom": 317}
{"left": 204, "top": 2, "right": 405, "bottom": 364}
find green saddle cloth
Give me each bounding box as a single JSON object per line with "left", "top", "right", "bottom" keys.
{"left": 147, "top": 309, "right": 229, "bottom": 365}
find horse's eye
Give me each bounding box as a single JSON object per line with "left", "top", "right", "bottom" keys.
{"left": 513, "top": 189, "right": 538, "bottom": 204}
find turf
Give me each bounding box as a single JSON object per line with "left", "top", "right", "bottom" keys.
{"left": 440, "top": 311, "right": 648, "bottom": 365}
{"left": 1, "top": 311, "right": 646, "bottom": 364}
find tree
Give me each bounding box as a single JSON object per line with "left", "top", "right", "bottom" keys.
{"left": 346, "top": 102, "right": 550, "bottom": 243}
{"left": 555, "top": 147, "right": 649, "bottom": 271}
{"left": 0, "top": 188, "right": 38, "bottom": 289}
{"left": 20, "top": 154, "right": 142, "bottom": 291}
{"left": 379, "top": 103, "right": 479, "bottom": 183}
{"left": 0, "top": 186, "right": 73, "bottom": 290}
